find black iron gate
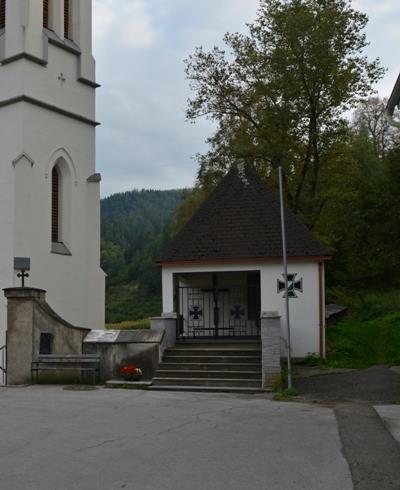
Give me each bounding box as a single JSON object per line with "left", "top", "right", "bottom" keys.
{"left": 177, "top": 278, "right": 260, "bottom": 339}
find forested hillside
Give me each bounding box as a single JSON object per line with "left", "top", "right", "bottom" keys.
{"left": 101, "top": 189, "right": 183, "bottom": 323}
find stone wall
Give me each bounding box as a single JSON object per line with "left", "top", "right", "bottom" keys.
{"left": 4, "top": 288, "right": 90, "bottom": 385}
{"left": 261, "top": 311, "right": 282, "bottom": 389}
{"left": 83, "top": 330, "right": 165, "bottom": 382}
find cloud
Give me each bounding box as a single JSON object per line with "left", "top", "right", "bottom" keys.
{"left": 93, "top": 0, "right": 157, "bottom": 49}
{"left": 92, "top": 0, "right": 400, "bottom": 197}
{"left": 354, "top": 0, "right": 400, "bottom": 16}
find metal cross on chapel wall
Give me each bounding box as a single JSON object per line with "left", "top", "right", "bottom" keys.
{"left": 277, "top": 273, "right": 303, "bottom": 299}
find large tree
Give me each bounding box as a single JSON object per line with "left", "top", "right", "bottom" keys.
{"left": 352, "top": 97, "right": 400, "bottom": 158}
{"left": 184, "top": 0, "right": 383, "bottom": 229}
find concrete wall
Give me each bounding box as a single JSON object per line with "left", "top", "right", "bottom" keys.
{"left": 161, "top": 260, "right": 326, "bottom": 358}
{"left": 83, "top": 342, "right": 161, "bottom": 382}
{"left": 83, "top": 330, "right": 166, "bottom": 382}
{"left": 5, "top": 288, "right": 90, "bottom": 385}
{"left": 0, "top": 0, "right": 104, "bottom": 349}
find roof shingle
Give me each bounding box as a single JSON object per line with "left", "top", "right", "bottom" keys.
{"left": 158, "top": 165, "right": 331, "bottom": 263}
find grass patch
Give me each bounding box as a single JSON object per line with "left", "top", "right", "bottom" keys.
{"left": 325, "top": 312, "right": 400, "bottom": 369}
{"left": 327, "top": 288, "right": 400, "bottom": 320}
{"left": 273, "top": 388, "right": 298, "bottom": 401}
{"left": 105, "top": 284, "right": 161, "bottom": 324}
{"left": 106, "top": 318, "right": 151, "bottom": 330}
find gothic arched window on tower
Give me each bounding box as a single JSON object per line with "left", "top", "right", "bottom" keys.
{"left": 0, "top": 0, "right": 6, "bottom": 30}
{"left": 64, "top": 0, "right": 71, "bottom": 39}
{"left": 51, "top": 166, "right": 60, "bottom": 243}
{"left": 43, "top": 0, "right": 49, "bottom": 28}
{"left": 51, "top": 159, "right": 72, "bottom": 255}
{"left": 43, "top": 0, "right": 54, "bottom": 30}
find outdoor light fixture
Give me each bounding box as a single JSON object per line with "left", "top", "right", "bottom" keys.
{"left": 14, "top": 257, "right": 31, "bottom": 288}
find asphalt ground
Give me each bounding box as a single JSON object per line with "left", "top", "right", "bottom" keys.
{"left": 296, "top": 365, "right": 400, "bottom": 490}
{"left": 295, "top": 365, "right": 400, "bottom": 405}
{"left": 0, "top": 386, "right": 352, "bottom": 490}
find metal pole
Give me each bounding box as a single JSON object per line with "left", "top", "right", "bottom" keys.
{"left": 278, "top": 166, "right": 293, "bottom": 390}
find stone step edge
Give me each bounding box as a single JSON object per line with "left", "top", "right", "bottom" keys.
{"left": 155, "top": 370, "right": 262, "bottom": 376}
{"left": 153, "top": 376, "right": 261, "bottom": 383}
{"left": 166, "top": 348, "right": 261, "bottom": 352}
{"left": 163, "top": 355, "right": 261, "bottom": 359}
{"left": 148, "top": 385, "right": 269, "bottom": 394}
{"left": 159, "top": 362, "right": 261, "bottom": 370}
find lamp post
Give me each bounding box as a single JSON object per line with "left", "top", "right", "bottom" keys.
{"left": 278, "top": 166, "right": 293, "bottom": 390}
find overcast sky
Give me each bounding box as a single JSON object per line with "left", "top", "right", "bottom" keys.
{"left": 92, "top": 0, "right": 400, "bottom": 197}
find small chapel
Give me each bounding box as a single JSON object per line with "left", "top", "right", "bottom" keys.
{"left": 0, "top": 0, "right": 105, "bottom": 352}
{"left": 157, "top": 165, "right": 331, "bottom": 359}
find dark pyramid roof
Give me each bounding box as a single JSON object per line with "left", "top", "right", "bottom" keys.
{"left": 158, "top": 165, "right": 331, "bottom": 263}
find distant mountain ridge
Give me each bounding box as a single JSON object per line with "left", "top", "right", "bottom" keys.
{"left": 100, "top": 189, "right": 184, "bottom": 323}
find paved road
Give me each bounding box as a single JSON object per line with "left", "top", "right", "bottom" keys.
{"left": 0, "top": 386, "right": 352, "bottom": 490}
{"left": 296, "top": 365, "right": 400, "bottom": 490}
{"left": 336, "top": 404, "right": 400, "bottom": 490}
{"left": 296, "top": 365, "right": 400, "bottom": 404}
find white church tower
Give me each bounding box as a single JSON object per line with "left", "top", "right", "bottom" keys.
{"left": 0, "top": 0, "right": 105, "bottom": 347}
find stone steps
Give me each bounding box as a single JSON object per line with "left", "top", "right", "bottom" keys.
{"left": 157, "top": 362, "right": 261, "bottom": 371}
{"left": 152, "top": 377, "right": 261, "bottom": 388}
{"left": 163, "top": 355, "right": 261, "bottom": 364}
{"left": 149, "top": 385, "right": 266, "bottom": 394}
{"left": 164, "top": 348, "right": 261, "bottom": 356}
{"left": 155, "top": 370, "right": 261, "bottom": 379}
{"left": 151, "top": 341, "right": 263, "bottom": 393}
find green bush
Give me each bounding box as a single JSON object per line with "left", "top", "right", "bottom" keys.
{"left": 326, "top": 312, "right": 400, "bottom": 368}
{"left": 106, "top": 318, "right": 151, "bottom": 330}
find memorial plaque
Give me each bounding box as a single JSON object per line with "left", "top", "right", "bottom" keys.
{"left": 84, "top": 330, "right": 119, "bottom": 343}
{"left": 117, "top": 330, "right": 164, "bottom": 343}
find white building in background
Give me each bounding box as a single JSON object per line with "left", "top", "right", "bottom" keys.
{"left": 0, "top": 0, "right": 105, "bottom": 348}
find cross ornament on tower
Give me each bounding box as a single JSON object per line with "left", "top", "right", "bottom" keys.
{"left": 277, "top": 273, "right": 303, "bottom": 299}
{"left": 17, "top": 270, "right": 30, "bottom": 288}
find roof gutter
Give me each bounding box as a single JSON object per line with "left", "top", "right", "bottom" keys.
{"left": 386, "top": 72, "right": 400, "bottom": 128}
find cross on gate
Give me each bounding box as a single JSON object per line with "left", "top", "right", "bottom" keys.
{"left": 201, "top": 273, "right": 228, "bottom": 336}
{"left": 189, "top": 305, "right": 203, "bottom": 320}
{"left": 17, "top": 270, "right": 29, "bottom": 288}
{"left": 277, "top": 273, "right": 303, "bottom": 298}
{"left": 230, "top": 305, "right": 245, "bottom": 320}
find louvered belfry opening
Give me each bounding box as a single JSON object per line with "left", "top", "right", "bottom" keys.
{"left": 52, "top": 167, "right": 60, "bottom": 243}
{"left": 43, "top": 0, "right": 49, "bottom": 29}
{"left": 64, "top": 0, "right": 70, "bottom": 39}
{"left": 0, "top": 0, "right": 6, "bottom": 29}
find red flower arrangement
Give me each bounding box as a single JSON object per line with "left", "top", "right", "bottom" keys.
{"left": 119, "top": 364, "right": 143, "bottom": 380}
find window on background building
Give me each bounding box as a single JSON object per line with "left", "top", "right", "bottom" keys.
{"left": 0, "top": 0, "right": 6, "bottom": 29}
{"left": 64, "top": 0, "right": 71, "bottom": 39}
{"left": 51, "top": 166, "right": 60, "bottom": 243}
